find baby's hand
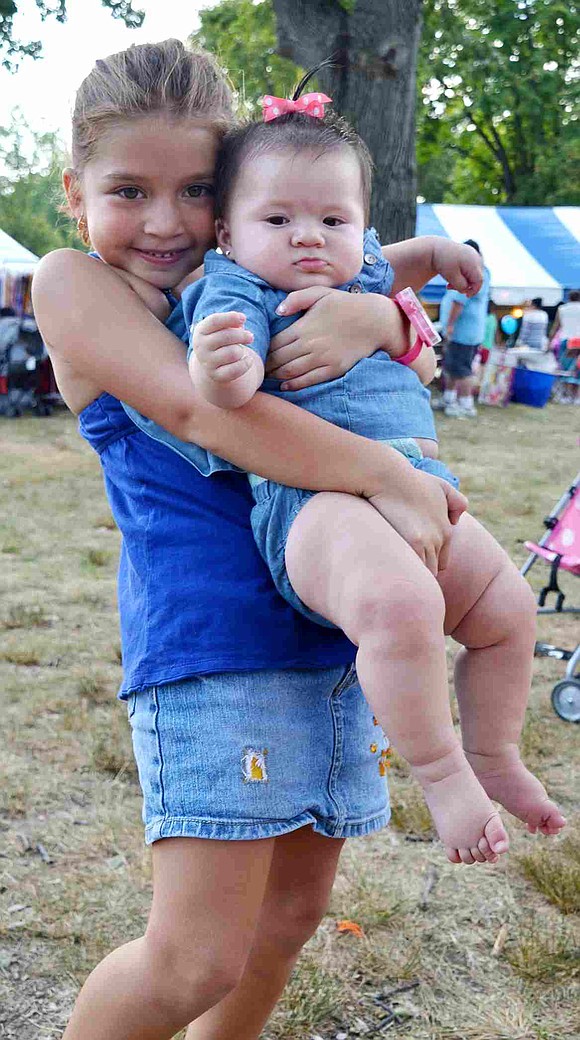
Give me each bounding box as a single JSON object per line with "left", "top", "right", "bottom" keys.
{"left": 433, "top": 240, "right": 483, "bottom": 297}
{"left": 192, "top": 312, "right": 255, "bottom": 384}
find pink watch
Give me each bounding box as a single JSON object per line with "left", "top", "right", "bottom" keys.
{"left": 393, "top": 287, "right": 441, "bottom": 365}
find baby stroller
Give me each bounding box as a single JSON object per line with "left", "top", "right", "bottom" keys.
{"left": 0, "top": 320, "right": 60, "bottom": 417}
{"left": 521, "top": 471, "right": 580, "bottom": 721}
{"left": 552, "top": 337, "right": 580, "bottom": 404}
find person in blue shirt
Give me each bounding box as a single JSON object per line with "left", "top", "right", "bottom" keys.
{"left": 438, "top": 239, "right": 491, "bottom": 417}
{"left": 130, "top": 87, "right": 565, "bottom": 872}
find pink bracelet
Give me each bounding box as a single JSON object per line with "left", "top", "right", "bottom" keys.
{"left": 393, "top": 287, "right": 441, "bottom": 365}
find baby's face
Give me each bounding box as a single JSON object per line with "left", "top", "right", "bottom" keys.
{"left": 218, "top": 147, "right": 365, "bottom": 292}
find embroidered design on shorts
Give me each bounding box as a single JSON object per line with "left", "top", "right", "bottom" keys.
{"left": 378, "top": 747, "right": 392, "bottom": 776}
{"left": 242, "top": 748, "right": 269, "bottom": 783}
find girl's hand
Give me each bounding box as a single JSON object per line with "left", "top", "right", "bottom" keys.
{"left": 173, "top": 263, "right": 204, "bottom": 300}
{"left": 267, "top": 286, "right": 409, "bottom": 390}
{"left": 192, "top": 312, "right": 255, "bottom": 384}
{"left": 368, "top": 467, "right": 468, "bottom": 575}
{"left": 109, "top": 267, "right": 172, "bottom": 322}
{"left": 432, "top": 240, "right": 483, "bottom": 297}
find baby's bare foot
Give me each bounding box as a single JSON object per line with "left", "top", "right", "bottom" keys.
{"left": 466, "top": 746, "right": 567, "bottom": 836}
{"left": 412, "top": 747, "right": 509, "bottom": 865}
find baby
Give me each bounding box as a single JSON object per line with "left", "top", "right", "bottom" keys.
{"left": 129, "top": 83, "right": 565, "bottom": 863}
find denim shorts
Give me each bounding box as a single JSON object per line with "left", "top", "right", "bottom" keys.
{"left": 250, "top": 438, "right": 459, "bottom": 627}
{"left": 443, "top": 341, "right": 479, "bottom": 379}
{"left": 127, "top": 665, "right": 390, "bottom": 844}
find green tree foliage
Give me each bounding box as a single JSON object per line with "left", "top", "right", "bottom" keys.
{"left": 193, "top": 0, "right": 301, "bottom": 114}
{"left": 418, "top": 0, "right": 580, "bottom": 204}
{"left": 0, "top": 111, "right": 79, "bottom": 255}
{"left": 1, "top": 0, "right": 144, "bottom": 69}
{"left": 196, "top": 0, "right": 579, "bottom": 206}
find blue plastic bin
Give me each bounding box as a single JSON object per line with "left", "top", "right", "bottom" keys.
{"left": 511, "top": 367, "right": 555, "bottom": 408}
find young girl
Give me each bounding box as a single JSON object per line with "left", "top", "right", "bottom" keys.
{"left": 33, "top": 39, "right": 471, "bottom": 1040}
{"left": 129, "top": 83, "right": 566, "bottom": 867}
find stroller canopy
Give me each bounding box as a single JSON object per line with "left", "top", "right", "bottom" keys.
{"left": 0, "top": 227, "right": 39, "bottom": 275}
{"left": 417, "top": 205, "right": 580, "bottom": 307}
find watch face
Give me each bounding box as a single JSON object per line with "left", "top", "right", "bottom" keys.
{"left": 394, "top": 288, "right": 441, "bottom": 347}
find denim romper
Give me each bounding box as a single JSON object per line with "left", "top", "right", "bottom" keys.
{"left": 124, "top": 229, "right": 458, "bottom": 626}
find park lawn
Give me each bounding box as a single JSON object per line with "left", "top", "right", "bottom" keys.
{"left": 0, "top": 403, "right": 578, "bottom": 1039}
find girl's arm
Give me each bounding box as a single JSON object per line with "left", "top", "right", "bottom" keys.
{"left": 409, "top": 341, "right": 437, "bottom": 384}
{"left": 33, "top": 249, "right": 465, "bottom": 573}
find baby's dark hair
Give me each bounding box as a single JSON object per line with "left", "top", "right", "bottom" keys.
{"left": 214, "top": 65, "right": 373, "bottom": 221}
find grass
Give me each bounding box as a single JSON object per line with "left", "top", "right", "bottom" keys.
{"left": 1, "top": 604, "right": 52, "bottom": 630}
{"left": 505, "top": 917, "right": 580, "bottom": 981}
{"left": 516, "top": 835, "right": 580, "bottom": 914}
{"left": 0, "top": 403, "right": 579, "bottom": 1039}
{"left": 76, "top": 671, "right": 111, "bottom": 703}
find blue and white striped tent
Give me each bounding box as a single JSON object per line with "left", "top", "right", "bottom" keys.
{"left": 416, "top": 205, "right": 580, "bottom": 307}
{"left": 0, "top": 227, "right": 38, "bottom": 275}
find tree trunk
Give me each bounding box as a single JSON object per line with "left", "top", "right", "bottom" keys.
{"left": 272, "top": 0, "right": 423, "bottom": 243}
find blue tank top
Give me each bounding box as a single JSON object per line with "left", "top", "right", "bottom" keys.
{"left": 78, "top": 393, "right": 355, "bottom": 697}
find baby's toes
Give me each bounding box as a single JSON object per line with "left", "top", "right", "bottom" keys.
{"left": 469, "top": 845, "right": 487, "bottom": 863}
{"left": 484, "top": 814, "right": 509, "bottom": 855}
{"left": 446, "top": 847, "right": 462, "bottom": 865}
{"left": 477, "top": 835, "right": 499, "bottom": 864}
{"left": 539, "top": 808, "right": 567, "bottom": 835}
{"left": 457, "top": 848, "right": 476, "bottom": 865}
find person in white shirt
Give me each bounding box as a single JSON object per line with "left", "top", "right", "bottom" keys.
{"left": 516, "top": 298, "right": 549, "bottom": 351}
{"left": 551, "top": 290, "right": 580, "bottom": 343}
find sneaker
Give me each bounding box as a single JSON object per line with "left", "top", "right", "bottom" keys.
{"left": 459, "top": 402, "right": 478, "bottom": 417}
{"left": 444, "top": 403, "right": 469, "bottom": 418}
{"left": 431, "top": 397, "right": 447, "bottom": 411}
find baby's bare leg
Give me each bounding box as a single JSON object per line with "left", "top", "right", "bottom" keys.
{"left": 285, "top": 493, "right": 508, "bottom": 864}
{"left": 438, "top": 514, "right": 566, "bottom": 836}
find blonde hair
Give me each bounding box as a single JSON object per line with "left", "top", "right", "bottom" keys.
{"left": 71, "top": 38, "right": 234, "bottom": 174}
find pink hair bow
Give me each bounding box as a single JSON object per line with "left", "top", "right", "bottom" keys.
{"left": 262, "top": 92, "right": 332, "bottom": 122}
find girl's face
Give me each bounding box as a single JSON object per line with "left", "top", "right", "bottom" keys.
{"left": 217, "top": 147, "right": 365, "bottom": 292}
{"left": 64, "top": 115, "right": 219, "bottom": 289}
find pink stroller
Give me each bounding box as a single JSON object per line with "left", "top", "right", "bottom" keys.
{"left": 521, "top": 471, "right": 580, "bottom": 721}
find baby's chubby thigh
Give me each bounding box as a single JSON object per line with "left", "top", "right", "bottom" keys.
{"left": 285, "top": 491, "right": 446, "bottom": 646}
{"left": 437, "top": 512, "right": 536, "bottom": 641}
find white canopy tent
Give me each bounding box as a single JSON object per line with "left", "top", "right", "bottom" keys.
{"left": 416, "top": 205, "right": 580, "bottom": 307}
{"left": 0, "top": 227, "right": 39, "bottom": 276}
{"left": 0, "top": 228, "right": 39, "bottom": 315}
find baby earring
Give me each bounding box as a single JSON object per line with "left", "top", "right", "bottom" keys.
{"left": 76, "top": 215, "right": 90, "bottom": 246}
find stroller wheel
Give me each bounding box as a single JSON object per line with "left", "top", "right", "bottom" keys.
{"left": 551, "top": 679, "right": 580, "bottom": 723}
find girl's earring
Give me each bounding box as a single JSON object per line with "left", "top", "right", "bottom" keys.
{"left": 224, "top": 248, "right": 231, "bottom": 257}
{"left": 76, "top": 215, "right": 90, "bottom": 246}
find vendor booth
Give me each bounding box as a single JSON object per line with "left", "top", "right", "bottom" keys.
{"left": 417, "top": 205, "right": 580, "bottom": 307}
{"left": 0, "top": 227, "right": 39, "bottom": 315}
{"left": 0, "top": 229, "right": 62, "bottom": 416}
{"left": 418, "top": 206, "right": 580, "bottom": 410}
